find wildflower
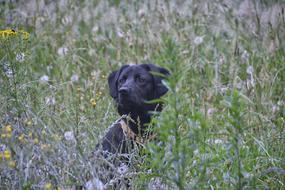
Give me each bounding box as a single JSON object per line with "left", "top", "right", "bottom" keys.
{"left": 92, "top": 25, "right": 99, "bottom": 33}
{"left": 76, "top": 87, "right": 82, "bottom": 93}
{"left": 16, "top": 53, "right": 25, "bottom": 62}
{"left": 62, "top": 15, "right": 72, "bottom": 25}
{"left": 3, "top": 62, "right": 13, "bottom": 78}
{"left": 118, "top": 163, "right": 128, "bottom": 174}
{"left": 272, "top": 105, "right": 280, "bottom": 113}
{"left": 194, "top": 36, "right": 204, "bottom": 45}
{"left": 1, "top": 125, "right": 12, "bottom": 138}
{"left": 0, "top": 29, "right": 29, "bottom": 39}
{"left": 277, "top": 100, "right": 284, "bottom": 106}
{"left": 45, "top": 96, "right": 56, "bottom": 105}
{"left": 4, "top": 124, "right": 12, "bottom": 133}
{"left": 64, "top": 131, "right": 75, "bottom": 141}
{"left": 33, "top": 138, "right": 39, "bottom": 144}
{"left": 214, "top": 139, "right": 224, "bottom": 144}
{"left": 39, "top": 75, "right": 49, "bottom": 84}
{"left": 246, "top": 65, "right": 255, "bottom": 88}
{"left": 98, "top": 91, "right": 102, "bottom": 96}
{"left": 41, "top": 144, "right": 50, "bottom": 150}
{"left": 18, "top": 134, "right": 25, "bottom": 142}
{"left": 116, "top": 28, "right": 124, "bottom": 38}
{"left": 71, "top": 74, "right": 79, "bottom": 83}
{"left": 241, "top": 50, "right": 249, "bottom": 63}
{"left": 24, "top": 119, "right": 33, "bottom": 126}
{"left": 207, "top": 108, "right": 215, "bottom": 117}
{"left": 0, "top": 144, "right": 6, "bottom": 152}
{"left": 138, "top": 9, "right": 146, "bottom": 18}
{"left": 193, "top": 149, "right": 199, "bottom": 156}
{"left": 85, "top": 178, "right": 104, "bottom": 190}
{"left": 0, "top": 29, "right": 16, "bottom": 38}
{"left": 44, "top": 182, "right": 52, "bottom": 190}
{"left": 52, "top": 134, "right": 61, "bottom": 141}
{"left": 4, "top": 150, "right": 11, "bottom": 160}
{"left": 246, "top": 65, "right": 254, "bottom": 75}
{"left": 90, "top": 98, "right": 97, "bottom": 107}
{"left": 8, "top": 160, "right": 16, "bottom": 168}
{"left": 57, "top": 46, "right": 68, "bottom": 56}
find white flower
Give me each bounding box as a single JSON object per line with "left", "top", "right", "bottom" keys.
{"left": 45, "top": 96, "right": 56, "bottom": 105}
{"left": 62, "top": 15, "right": 72, "bottom": 25}
{"left": 241, "top": 50, "right": 249, "bottom": 63}
{"left": 272, "top": 105, "right": 279, "bottom": 112}
{"left": 85, "top": 178, "right": 104, "bottom": 190}
{"left": 71, "top": 74, "right": 79, "bottom": 82}
{"left": 246, "top": 66, "right": 255, "bottom": 88}
{"left": 207, "top": 108, "right": 215, "bottom": 117}
{"left": 194, "top": 36, "right": 204, "bottom": 45}
{"left": 246, "top": 65, "right": 254, "bottom": 75}
{"left": 138, "top": 8, "right": 145, "bottom": 18}
{"left": 117, "top": 163, "right": 128, "bottom": 174}
{"left": 3, "top": 61, "right": 13, "bottom": 78}
{"left": 277, "top": 100, "right": 284, "bottom": 106}
{"left": 39, "top": 75, "right": 49, "bottom": 84}
{"left": 116, "top": 28, "right": 124, "bottom": 38}
{"left": 64, "top": 131, "right": 75, "bottom": 141}
{"left": 193, "top": 149, "right": 199, "bottom": 156}
{"left": 214, "top": 139, "right": 224, "bottom": 144}
{"left": 92, "top": 25, "right": 99, "bottom": 33}
{"left": 57, "top": 46, "right": 69, "bottom": 56}
{"left": 16, "top": 53, "right": 25, "bottom": 62}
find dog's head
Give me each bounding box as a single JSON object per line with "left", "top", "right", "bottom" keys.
{"left": 108, "top": 63, "right": 169, "bottom": 115}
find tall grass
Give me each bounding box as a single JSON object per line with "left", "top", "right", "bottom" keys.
{"left": 1, "top": 0, "right": 284, "bottom": 189}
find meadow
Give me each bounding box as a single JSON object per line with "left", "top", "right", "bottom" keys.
{"left": 0, "top": 0, "right": 284, "bottom": 189}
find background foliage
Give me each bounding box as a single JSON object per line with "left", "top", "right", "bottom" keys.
{"left": 0, "top": 0, "right": 284, "bottom": 189}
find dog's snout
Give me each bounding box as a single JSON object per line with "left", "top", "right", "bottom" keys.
{"left": 119, "top": 87, "right": 129, "bottom": 96}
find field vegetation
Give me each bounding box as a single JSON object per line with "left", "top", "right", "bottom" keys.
{"left": 0, "top": 0, "right": 284, "bottom": 189}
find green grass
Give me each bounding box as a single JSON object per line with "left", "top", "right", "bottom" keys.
{"left": 0, "top": 0, "right": 284, "bottom": 189}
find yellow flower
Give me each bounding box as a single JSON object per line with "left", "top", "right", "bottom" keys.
{"left": 41, "top": 144, "right": 50, "bottom": 151}
{"left": 42, "top": 130, "right": 47, "bottom": 136}
{"left": 18, "top": 134, "right": 25, "bottom": 142}
{"left": 1, "top": 134, "right": 7, "bottom": 138}
{"left": 4, "top": 124, "right": 12, "bottom": 133}
{"left": 8, "top": 160, "right": 16, "bottom": 168}
{"left": 90, "top": 98, "right": 97, "bottom": 107}
{"left": 33, "top": 138, "right": 39, "bottom": 144}
{"left": 4, "top": 150, "right": 11, "bottom": 160}
{"left": 44, "top": 182, "right": 52, "bottom": 190}
{"left": 24, "top": 119, "right": 33, "bottom": 126}
{"left": 52, "top": 134, "right": 61, "bottom": 141}
{"left": 28, "top": 132, "right": 33, "bottom": 138}
{"left": 0, "top": 29, "right": 29, "bottom": 39}
{"left": 77, "top": 87, "right": 82, "bottom": 93}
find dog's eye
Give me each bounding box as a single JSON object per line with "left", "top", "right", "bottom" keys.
{"left": 136, "top": 76, "right": 145, "bottom": 83}
{"left": 118, "top": 78, "right": 126, "bottom": 83}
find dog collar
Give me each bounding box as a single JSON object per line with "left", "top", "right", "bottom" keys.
{"left": 119, "top": 119, "right": 156, "bottom": 146}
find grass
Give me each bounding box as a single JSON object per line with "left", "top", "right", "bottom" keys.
{"left": 0, "top": 0, "right": 284, "bottom": 189}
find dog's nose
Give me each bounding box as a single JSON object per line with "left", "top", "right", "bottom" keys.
{"left": 119, "top": 87, "right": 129, "bottom": 96}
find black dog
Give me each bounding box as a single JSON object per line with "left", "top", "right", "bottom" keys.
{"left": 99, "top": 63, "right": 169, "bottom": 154}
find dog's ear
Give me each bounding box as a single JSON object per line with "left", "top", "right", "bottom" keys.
{"left": 141, "top": 63, "right": 170, "bottom": 99}
{"left": 108, "top": 65, "right": 129, "bottom": 99}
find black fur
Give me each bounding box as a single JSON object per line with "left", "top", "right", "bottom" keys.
{"left": 99, "top": 63, "right": 169, "bottom": 154}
